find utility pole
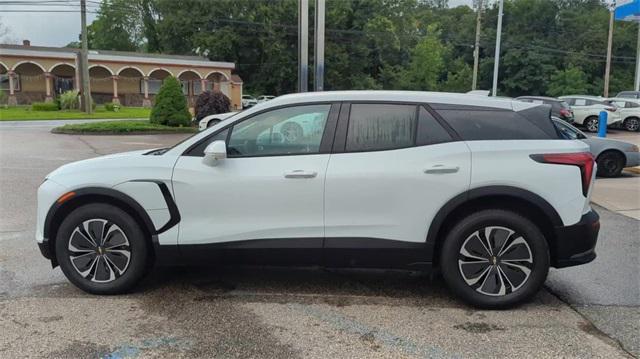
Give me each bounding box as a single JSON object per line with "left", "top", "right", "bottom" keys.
{"left": 80, "top": 0, "right": 92, "bottom": 113}
{"left": 298, "top": 0, "right": 309, "bottom": 93}
{"left": 491, "top": 0, "right": 504, "bottom": 97}
{"left": 314, "top": 0, "right": 325, "bottom": 91}
{"left": 604, "top": 5, "right": 615, "bottom": 97}
{"left": 635, "top": 23, "right": 639, "bottom": 91}
{"left": 472, "top": 0, "right": 483, "bottom": 90}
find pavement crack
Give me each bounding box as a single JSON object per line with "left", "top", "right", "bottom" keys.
{"left": 75, "top": 136, "right": 106, "bottom": 156}
{"left": 544, "top": 285, "right": 636, "bottom": 358}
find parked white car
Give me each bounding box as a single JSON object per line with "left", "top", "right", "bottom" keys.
{"left": 257, "top": 95, "right": 276, "bottom": 103}
{"left": 606, "top": 97, "right": 640, "bottom": 132}
{"left": 241, "top": 95, "right": 258, "bottom": 108}
{"left": 198, "top": 111, "right": 238, "bottom": 131}
{"left": 36, "top": 91, "right": 599, "bottom": 308}
{"left": 559, "top": 95, "right": 622, "bottom": 132}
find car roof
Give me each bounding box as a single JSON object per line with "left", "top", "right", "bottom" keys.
{"left": 559, "top": 95, "right": 603, "bottom": 100}
{"left": 266, "top": 90, "right": 535, "bottom": 111}
{"left": 517, "top": 96, "right": 562, "bottom": 102}
{"left": 608, "top": 97, "right": 640, "bottom": 103}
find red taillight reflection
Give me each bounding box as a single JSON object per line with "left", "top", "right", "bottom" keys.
{"left": 530, "top": 152, "right": 594, "bottom": 196}
{"left": 606, "top": 107, "right": 617, "bottom": 112}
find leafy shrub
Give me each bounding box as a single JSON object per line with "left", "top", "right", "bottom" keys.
{"left": 195, "top": 91, "right": 232, "bottom": 121}
{"left": 59, "top": 90, "right": 79, "bottom": 110}
{"left": 31, "top": 102, "right": 59, "bottom": 111}
{"left": 104, "top": 102, "right": 121, "bottom": 112}
{"left": 150, "top": 76, "right": 191, "bottom": 127}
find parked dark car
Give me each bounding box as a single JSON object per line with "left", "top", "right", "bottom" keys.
{"left": 615, "top": 91, "right": 640, "bottom": 99}
{"left": 516, "top": 96, "right": 574, "bottom": 123}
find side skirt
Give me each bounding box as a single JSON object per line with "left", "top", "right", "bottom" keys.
{"left": 153, "top": 237, "right": 434, "bottom": 271}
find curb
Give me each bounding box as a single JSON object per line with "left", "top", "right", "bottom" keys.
{"left": 51, "top": 129, "right": 197, "bottom": 135}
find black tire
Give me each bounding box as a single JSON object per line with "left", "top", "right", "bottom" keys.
{"left": 55, "top": 203, "right": 150, "bottom": 294}
{"left": 596, "top": 151, "right": 625, "bottom": 177}
{"left": 584, "top": 116, "right": 599, "bottom": 133}
{"left": 623, "top": 117, "right": 640, "bottom": 132}
{"left": 440, "top": 209, "right": 549, "bottom": 309}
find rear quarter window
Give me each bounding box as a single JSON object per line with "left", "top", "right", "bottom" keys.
{"left": 433, "top": 107, "right": 556, "bottom": 140}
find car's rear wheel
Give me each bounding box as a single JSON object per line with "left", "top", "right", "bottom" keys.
{"left": 584, "top": 116, "right": 599, "bottom": 132}
{"left": 596, "top": 151, "right": 625, "bottom": 177}
{"left": 623, "top": 117, "right": 639, "bottom": 132}
{"left": 55, "top": 203, "right": 150, "bottom": 294}
{"left": 440, "top": 209, "right": 549, "bottom": 309}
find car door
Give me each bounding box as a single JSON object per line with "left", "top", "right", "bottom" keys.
{"left": 172, "top": 103, "right": 339, "bottom": 264}
{"left": 567, "top": 98, "right": 590, "bottom": 124}
{"left": 323, "top": 103, "right": 471, "bottom": 268}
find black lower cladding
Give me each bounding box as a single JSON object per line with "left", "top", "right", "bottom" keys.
{"left": 158, "top": 237, "right": 434, "bottom": 270}
{"left": 552, "top": 209, "right": 600, "bottom": 268}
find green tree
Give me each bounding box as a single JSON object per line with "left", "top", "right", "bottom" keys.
{"left": 150, "top": 77, "right": 191, "bottom": 127}
{"left": 398, "top": 25, "right": 445, "bottom": 91}
{"left": 547, "top": 67, "right": 590, "bottom": 97}
{"left": 88, "top": 0, "right": 145, "bottom": 51}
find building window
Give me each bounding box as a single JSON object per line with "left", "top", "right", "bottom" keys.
{"left": 0, "top": 74, "right": 20, "bottom": 91}
{"left": 146, "top": 79, "right": 162, "bottom": 94}
{"left": 180, "top": 80, "right": 190, "bottom": 95}
{"left": 194, "top": 80, "right": 204, "bottom": 95}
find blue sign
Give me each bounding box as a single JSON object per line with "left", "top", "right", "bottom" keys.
{"left": 615, "top": 0, "right": 640, "bottom": 21}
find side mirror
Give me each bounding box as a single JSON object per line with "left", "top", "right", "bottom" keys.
{"left": 203, "top": 140, "right": 227, "bottom": 166}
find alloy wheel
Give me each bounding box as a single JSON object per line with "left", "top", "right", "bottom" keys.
{"left": 625, "top": 118, "right": 639, "bottom": 132}
{"left": 68, "top": 219, "right": 131, "bottom": 283}
{"left": 585, "top": 118, "right": 599, "bottom": 132}
{"left": 457, "top": 226, "right": 533, "bottom": 296}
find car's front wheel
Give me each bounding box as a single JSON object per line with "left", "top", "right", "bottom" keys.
{"left": 584, "top": 116, "right": 599, "bottom": 132}
{"left": 440, "top": 209, "right": 549, "bottom": 309}
{"left": 623, "top": 117, "right": 640, "bottom": 132}
{"left": 55, "top": 203, "right": 150, "bottom": 294}
{"left": 596, "top": 151, "right": 625, "bottom": 177}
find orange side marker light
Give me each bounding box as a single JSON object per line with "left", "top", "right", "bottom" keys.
{"left": 57, "top": 192, "right": 76, "bottom": 204}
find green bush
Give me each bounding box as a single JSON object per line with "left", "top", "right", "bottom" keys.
{"left": 31, "top": 102, "right": 59, "bottom": 111}
{"left": 104, "top": 102, "right": 121, "bottom": 112}
{"left": 150, "top": 76, "right": 191, "bottom": 127}
{"left": 59, "top": 90, "right": 79, "bottom": 110}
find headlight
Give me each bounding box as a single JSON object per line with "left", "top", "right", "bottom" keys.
{"left": 630, "top": 145, "right": 639, "bottom": 152}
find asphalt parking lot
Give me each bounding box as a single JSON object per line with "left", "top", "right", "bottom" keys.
{"left": 0, "top": 121, "right": 638, "bottom": 358}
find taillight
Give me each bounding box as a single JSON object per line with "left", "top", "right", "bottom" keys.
{"left": 559, "top": 108, "right": 570, "bottom": 117}
{"left": 606, "top": 107, "right": 616, "bottom": 112}
{"left": 530, "top": 152, "right": 594, "bottom": 196}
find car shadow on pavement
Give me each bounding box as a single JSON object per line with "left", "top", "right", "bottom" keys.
{"left": 135, "top": 265, "right": 461, "bottom": 308}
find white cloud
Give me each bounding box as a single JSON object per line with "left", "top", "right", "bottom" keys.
{"left": 0, "top": 0, "right": 97, "bottom": 47}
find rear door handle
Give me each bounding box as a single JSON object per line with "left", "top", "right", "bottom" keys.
{"left": 284, "top": 170, "right": 318, "bottom": 179}
{"left": 424, "top": 165, "right": 460, "bottom": 174}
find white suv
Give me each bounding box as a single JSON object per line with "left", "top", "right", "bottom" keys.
{"left": 36, "top": 91, "right": 600, "bottom": 308}
{"left": 560, "top": 95, "right": 622, "bottom": 132}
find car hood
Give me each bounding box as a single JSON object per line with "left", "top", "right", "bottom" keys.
{"left": 584, "top": 136, "right": 635, "bottom": 150}
{"left": 45, "top": 149, "right": 156, "bottom": 180}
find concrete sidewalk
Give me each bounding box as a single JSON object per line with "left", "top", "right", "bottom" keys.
{"left": 592, "top": 172, "right": 640, "bottom": 220}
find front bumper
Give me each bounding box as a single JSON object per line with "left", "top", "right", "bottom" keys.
{"left": 552, "top": 210, "right": 600, "bottom": 268}
{"left": 624, "top": 151, "right": 640, "bottom": 168}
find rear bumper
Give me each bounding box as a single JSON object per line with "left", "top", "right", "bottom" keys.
{"left": 552, "top": 210, "right": 600, "bottom": 268}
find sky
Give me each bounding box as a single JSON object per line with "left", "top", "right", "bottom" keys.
{"left": 0, "top": 0, "right": 473, "bottom": 48}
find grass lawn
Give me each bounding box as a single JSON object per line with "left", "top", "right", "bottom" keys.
{"left": 0, "top": 105, "right": 151, "bottom": 121}
{"left": 52, "top": 120, "right": 197, "bottom": 135}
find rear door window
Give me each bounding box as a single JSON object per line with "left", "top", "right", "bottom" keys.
{"left": 345, "top": 104, "right": 417, "bottom": 152}
{"left": 434, "top": 107, "right": 553, "bottom": 140}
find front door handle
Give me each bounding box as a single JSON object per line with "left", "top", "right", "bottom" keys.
{"left": 284, "top": 170, "right": 318, "bottom": 179}
{"left": 424, "top": 165, "right": 460, "bottom": 174}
